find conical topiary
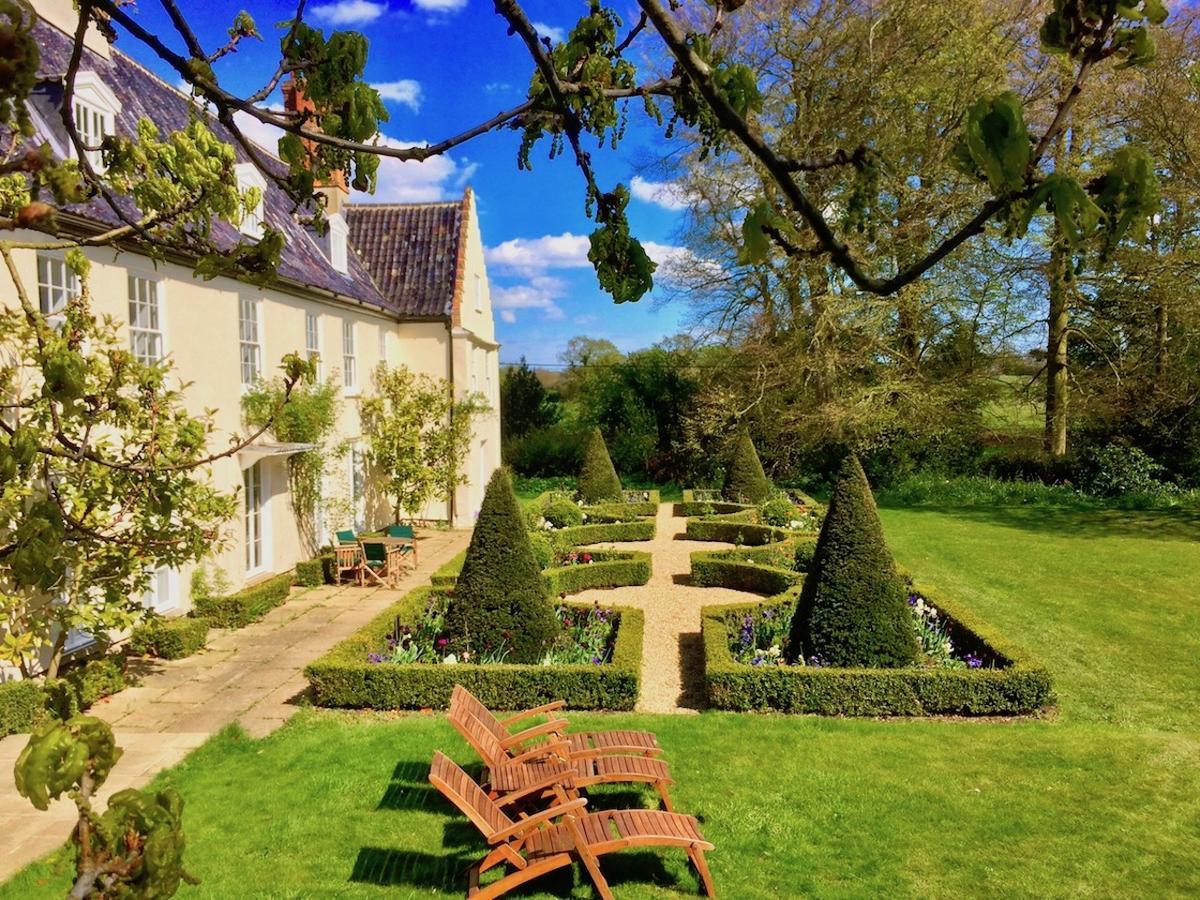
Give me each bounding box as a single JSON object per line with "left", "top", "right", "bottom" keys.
{"left": 722, "top": 430, "right": 772, "bottom": 503}
{"left": 577, "top": 427, "right": 623, "bottom": 503}
{"left": 787, "top": 454, "right": 918, "bottom": 668}
{"left": 443, "top": 467, "right": 558, "bottom": 663}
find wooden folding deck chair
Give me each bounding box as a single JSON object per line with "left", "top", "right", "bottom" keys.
{"left": 429, "top": 751, "right": 715, "bottom": 900}
{"left": 449, "top": 694, "right": 676, "bottom": 811}
{"left": 450, "top": 684, "right": 661, "bottom": 758}
{"left": 334, "top": 530, "right": 362, "bottom": 585}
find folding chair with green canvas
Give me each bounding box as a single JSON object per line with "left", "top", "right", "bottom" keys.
{"left": 385, "top": 523, "right": 418, "bottom": 568}
{"left": 429, "top": 751, "right": 715, "bottom": 900}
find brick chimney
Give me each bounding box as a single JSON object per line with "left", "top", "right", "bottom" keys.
{"left": 282, "top": 76, "right": 349, "bottom": 216}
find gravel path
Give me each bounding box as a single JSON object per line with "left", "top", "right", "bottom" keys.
{"left": 574, "top": 503, "right": 748, "bottom": 714}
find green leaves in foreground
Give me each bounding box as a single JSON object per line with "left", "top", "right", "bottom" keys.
{"left": 951, "top": 91, "right": 1031, "bottom": 195}
{"left": 16, "top": 716, "right": 196, "bottom": 896}
{"left": 588, "top": 185, "right": 657, "bottom": 303}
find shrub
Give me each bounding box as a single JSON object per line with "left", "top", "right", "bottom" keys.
{"left": 444, "top": 468, "right": 559, "bottom": 663}
{"left": 554, "top": 520, "right": 656, "bottom": 546}
{"left": 723, "top": 431, "right": 772, "bottom": 503}
{"left": 0, "top": 680, "right": 46, "bottom": 737}
{"left": 578, "top": 427, "right": 623, "bottom": 503}
{"left": 129, "top": 617, "right": 210, "bottom": 660}
{"left": 760, "top": 495, "right": 796, "bottom": 527}
{"left": 793, "top": 540, "right": 817, "bottom": 572}
{"left": 305, "top": 586, "right": 642, "bottom": 710}
{"left": 542, "top": 496, "right": 584, "bottom": 529}
{"left": 527, "top": 530, "right": 555, "bottom": 569}
{"left": 684, "top": 517, "right": 789, "bottom": 546}
{"left": 690, "top": 551, "right": 800, "bottom": 595}
{"left": 294, "top": 558, "right": 326, "bottom": 587}
{"left": 544, "top": 551, "right": 651, "bottom": 595}
{"left": 1077, "top": 443, "right": 1175, "bottom": 497}
{"left": 192, "top": 572, "right": 294, "bottom": 629}
{"left": 64, "top": 655, "right": 128, "bottom": 709}
{"left": 789, "top": 454, "right": 918, "bottom": 668}
{"left": 703, "top": 588, "right": 1053, "bottom": 715}
{"left": 506, "top": 424, "right": 586, "bottom": 476}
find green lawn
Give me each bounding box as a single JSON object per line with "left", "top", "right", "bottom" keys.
{"left": 6, "top": 507, "right": 1200, "bottom": 898}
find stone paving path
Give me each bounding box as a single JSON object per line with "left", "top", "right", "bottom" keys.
{"left": 575, "top": 503, "right": 746, "bottom": 714}
{"left": 0, "top": 527, "right": 470, "bottom": 883}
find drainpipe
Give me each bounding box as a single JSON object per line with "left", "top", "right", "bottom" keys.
{"left": 446, "top": 317, "right": 456, "bottom": 526}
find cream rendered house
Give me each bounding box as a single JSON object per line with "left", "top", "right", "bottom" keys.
{"left": 3, "top": 2, "right": 501, "bottom": 621}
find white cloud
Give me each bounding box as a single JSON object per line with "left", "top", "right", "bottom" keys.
{"left": 372, "top": 80, "right": 423, "bottom": 112}
{"left": 231, "top": 110, "right": 284, "bottom": 156}
{"left": 413, "top": 0, "right": 467, "bottom": 11}
{"left": 630, "top": 175, "right": 691, "bottom": 212}
{"left": 532, "top": 21, "right": 565, "bottom": 43}
{"left": 492, "top": 275, "right": 567, "bottom": 323}
{"left": 310, "top": 0, "right": 386, "bottom": 25}
{"left": 485, "top": 233, "right": 591, "bottom": 275}
{"left": 366, "top": 136, "right": 467, "bottom": 202}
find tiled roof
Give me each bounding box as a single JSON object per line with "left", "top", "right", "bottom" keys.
{"left": 28, "top": 19, "right": 393, "bottom": 313}
{"left": 344, "top": 199, "right": 466, "bottom": 319}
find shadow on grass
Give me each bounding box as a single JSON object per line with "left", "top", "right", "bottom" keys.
{"left": 350, "top": 847, "right": 688, "bottom": 896}
{"left": 881, "top": 503, "right": 1200, "bottom": 542}
{"left": 377, "top": 759, "right": 476, "bottom": 812}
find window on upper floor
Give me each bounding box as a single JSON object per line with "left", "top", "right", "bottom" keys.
{"left": 239, "top": 296, "right": 262, "bottom": 386}
{"left": 128, "top": 276, "right": 164, "bottom": 365}
{"left": 327, "top": 213, "right": 349, "bottom": 274}
{"left": 70, "top": 72, "right": 121, "bottom": 172}
{"left": 305, "top": 311, "right": 323, "bottom": 379}
{"left": 342, "top": 319, "right": 357, "bottom": 392}
{"left": 36, "top": 254, "right": 79, "bottom": 319}
{"left": 469, "top": 346, "right": 478, "bottom": 392}
{"left": 485, "top": 349, "right": 493, "bottom": 401}
{"left": 378, "top": 328, "right": 387, "bottom": 362}
{"left": 234, "top": 163, "right": 267, "bottom": 239}
{"left": 473, "top": 274, "right": 483, "bottom": 312}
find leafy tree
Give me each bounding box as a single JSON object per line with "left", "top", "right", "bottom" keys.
{"left": 15, "top": 715, "right": 196, "bottom": 897}
{"left": 578, "top": 427, "right": 623, "bottom": 502}
{"left": 360, "top": 364, "right": 487, "bottom": 523}
{"left": 443, "top": 468, "right": 558, "bottom": 662}
{"left": 242, "top": 376, "right": 341, "bottom": 554}
{"left": 0, "top": 252, "right": 311, "bottom": 678}
{"left": 787, "top": 454, "right": 917, "bottom": 667}
{"left": 723, "top": 430, "right": 771, "bottom": 503}
{"left": 500, "top": 357, "right": 558, "bottom": 441}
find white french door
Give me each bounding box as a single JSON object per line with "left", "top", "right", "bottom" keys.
{"left": 244, "top": 461, "right": 266, "bottom": 574}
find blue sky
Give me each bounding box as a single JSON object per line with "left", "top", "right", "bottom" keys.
{"left": 111, "top": 0, "right": 693, "bottom": 364}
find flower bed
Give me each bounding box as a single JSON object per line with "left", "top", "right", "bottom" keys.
{"left": 525, "top": 490, "right": 657, "bottom": 544}
{"left": 554, "top": 520, "right": 656, "bottom": 545}
{"left": 305, "top": 586, "right": 643, "bottom": 710}
{"left": 702, "top": 583, "right": 1052, "bottom": 716}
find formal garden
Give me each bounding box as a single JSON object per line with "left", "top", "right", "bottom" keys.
{"left": 5, "top": 0, "right": 1200, "bottom": 897}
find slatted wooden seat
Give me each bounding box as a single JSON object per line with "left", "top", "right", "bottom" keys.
{"left": 449, "top": 686, "right": 674, "bottom": 810}
{"left": 429, "top": 752, "right": 715, "bottom": 900}
{"left": 451, "top": 684, "right": 661, "bottom": 757}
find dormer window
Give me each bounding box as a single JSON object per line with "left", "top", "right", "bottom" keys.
{"left": 326, "top": 213, "right": 349, "bottom": 274}
{"left": 234, "top": 163, "right": 267, "bottom": 239}
{"left": 70, "top": 72, "right": 121, "bottom": 172}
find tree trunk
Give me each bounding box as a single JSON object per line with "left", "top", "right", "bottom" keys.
{"left": 45, "top": 626, "right": 68, "bottom": 680}
{"left": 1044, "top": 232, "right": 1070, "bottom": 458}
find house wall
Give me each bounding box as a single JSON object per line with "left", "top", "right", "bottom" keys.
{"left": 0, "top": 234, "right": 484, "bottom": 612}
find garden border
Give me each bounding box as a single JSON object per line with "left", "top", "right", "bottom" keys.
{"left": 432, "top": 549, "right": 652, "bottom": 593}
{"left": 701, "top": 580, "right": 1053, "bottom": 715}
{"left": 305, "top": 586, "right": 644, "bottom": 710}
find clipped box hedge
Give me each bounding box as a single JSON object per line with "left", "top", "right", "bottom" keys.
{"left": 676, "top": 499, "right": 753, "bottom": 518}
{"left": 129, "top": 616, "right": 210, "bottom": 660}
{"left": 294, "top": 558, "right": 326, "bottom": 587}
{"left": 431, "top": 549, "right": 651, "bottom": 597}
{"left": 191, "top": 571, "right": 294, "bottom": 628}
{"left": 685, "top": 516, "right": 793, "bottom": 546}
{"left": 305, "top": 586, "right": 643, "bottom": 711}
{"left": 0, "top": 680, "right": 46, "bottom": 737}
{"left": 690, "top": 550, "right": 801, "bottom": 595}
{"left": 703, "top": 582, "right": 1053, "bottom": 716}
{"left": 544, "top": 551, "right": 651, "bottom": 595}
{"left": 555, "top": 520, "right": 656, "bottom": 545}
